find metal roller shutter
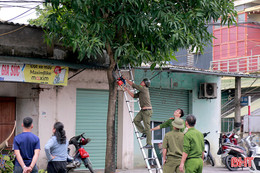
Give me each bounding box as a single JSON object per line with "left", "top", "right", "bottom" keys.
{"left": 76, "top": 89, "right": 109, "bottom": 169}
{"left": 149, "top": 88, "right": 190, "bottom": 121}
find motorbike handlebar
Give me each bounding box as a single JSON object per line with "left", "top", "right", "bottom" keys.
{"left": 203, "top": 132, "right": 210, "bottom": 137}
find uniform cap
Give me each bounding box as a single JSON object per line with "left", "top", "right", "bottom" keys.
{"left": 172, "top": 118, "right": 184, "bottom": 129}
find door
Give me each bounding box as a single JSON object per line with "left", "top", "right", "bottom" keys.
{"left": 0, "top": 97, "right": 16, "bottom": 151}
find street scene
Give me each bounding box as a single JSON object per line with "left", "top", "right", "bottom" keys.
{"left": 1, "top": 0, "right": 260, "bottom": 173}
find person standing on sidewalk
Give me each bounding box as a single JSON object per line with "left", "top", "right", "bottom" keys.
{"left": 162, "top": 118, "right": 184, "bottom": 173}
{"left": 45, "top": 122, "right": 68, "bottom": 173}
{"left": 179, "top": 115, "right": 204, "bottom": 173}
{"left": 13, "top": 117, "right": 40, "bottom": 173}
{"left": 150, "top": 108, "right": 186, "bottom": 132}
{"left": 123, "top": 76, "right": 153, "bottom": 149}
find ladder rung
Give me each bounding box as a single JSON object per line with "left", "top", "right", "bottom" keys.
{"left": 129, "top": 110, "right": 140, "bottom": 113}
{"left": 144, "top": 157, "right": 157, "bottom": 160}
{"left": 149, "top": 168, "right": 163, "bottom": 171}
{"left": 118, "top": 69, "right": 131, "bottom": 72}
{"left": 126, "top": 100, "right": 138, "bottom": 102}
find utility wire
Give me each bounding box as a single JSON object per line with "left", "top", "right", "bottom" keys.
{"left": 0, "top": 25, "right": 26, "bottom": 37}
{"left": 7, "top": 4, "right": 39, "bottom": 21}
{"left": 0, "top": 1, "right": 44, "bottom": 2}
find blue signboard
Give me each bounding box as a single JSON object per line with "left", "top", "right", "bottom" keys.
{"left": 240, "top": 96, "right": 249, "bottom": 106}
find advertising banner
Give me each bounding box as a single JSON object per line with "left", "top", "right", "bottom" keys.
{"left": 0, "top": 63, "right": 68, "bottom": 86}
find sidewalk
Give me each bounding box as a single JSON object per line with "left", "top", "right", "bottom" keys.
{"left": 73, "top": 165, "right": 250, "bottom": 173}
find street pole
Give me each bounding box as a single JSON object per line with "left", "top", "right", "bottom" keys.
{"left": 235, "top": 77, "right": 241, "bottom": 133}
{"left": 248, "top": 96, "right": 251, "bottom": 135}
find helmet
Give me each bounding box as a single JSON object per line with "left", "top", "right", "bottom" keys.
{"left": 143, "top": 78, "right": 151, "bottom": 87}
{"left": 80, "top": 138, "right": 91, "bottom": 145}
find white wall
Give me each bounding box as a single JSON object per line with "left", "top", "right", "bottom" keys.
{"left": 191, "top": 75, "right": 222, "bottom": 166}
{"left": 37, "top": 69, "right": 109, "bottom": 169}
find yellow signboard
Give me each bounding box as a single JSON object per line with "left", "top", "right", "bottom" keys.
{"left": 23, "top": 64, "right": 68, "bottom": 86}
{"left": 0, "top": 63, "right": 68, "bottom": 86}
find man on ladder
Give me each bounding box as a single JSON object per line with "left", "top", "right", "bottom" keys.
{"left": 123, "top": 76, "right": 153, "bottom": 149}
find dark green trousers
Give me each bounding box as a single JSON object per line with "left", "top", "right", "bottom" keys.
{"left": 163, "top": 156, "right": 182, "bottom": 173}
{"left": 185, "top": 158, "right": 203, "bottom": 173}
{"left": 133, "top": 109, "right": 152, "bottom": 145}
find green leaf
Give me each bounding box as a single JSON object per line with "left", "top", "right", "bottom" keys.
{"left": 150, "top": 63, "right": 156, "bottom": 70}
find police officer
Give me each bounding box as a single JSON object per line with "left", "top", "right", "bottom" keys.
{"left": 124, "top": 77, "right": 153, "bottom": 149}
{"left": 179, "top": 115, "right": 204, "bottom": 173}
{"left": 162, "top": 118, "right": 184, "bottom": 173}
{"left": 150, "top": 108, "right": 186, "bottom": 132}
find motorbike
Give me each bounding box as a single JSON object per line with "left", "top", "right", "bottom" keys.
{"left": 222, "top": 131, "right": 238, "bottom": 145}
{"left": 66, "top": 133, "right": 94, "bottom": 173}
{"left": 217, "top": 131, "right": 247, "bottom": 171}
{"left": 217, "top": 132, "right": 260, "bottom": 171}
{"left": 245, "top": 135, "right": 260, "bottom": 173}
{"left": 203, "top": 132, "right": 215, "bottom": 166}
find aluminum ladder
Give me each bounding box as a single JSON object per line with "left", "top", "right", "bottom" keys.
{"left": 117, "top": 64, "right": 163, "bottom": 173}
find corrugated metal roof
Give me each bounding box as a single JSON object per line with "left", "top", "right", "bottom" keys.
{"left": 0, "top": 21, "right": 42, "bottom": 29}
{"left": 137, "top": 65, "right": 260, "bottom": 78}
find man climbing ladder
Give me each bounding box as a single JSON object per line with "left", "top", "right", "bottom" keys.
{"left": 123, "top": 76, "right": 153, "bottom": 149}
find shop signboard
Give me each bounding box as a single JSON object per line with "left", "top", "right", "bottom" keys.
{"left": 0, "top": 63, "right": 68, "bottom": 86}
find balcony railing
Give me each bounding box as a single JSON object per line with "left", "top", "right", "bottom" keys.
{"left": 210, "top": 55, "right": 260, "bottom": 73}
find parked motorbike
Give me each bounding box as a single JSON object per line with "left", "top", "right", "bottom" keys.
{"left": 222, "top": 130, "right": 238, "bottom": 145}
{"left": 203, "top": 132, "right": 215, "bottom": 166}
{"left": 66, "top": 133, "right": 94, "bottom": 173}
{"left": 244, "top": 135, "right": 260, "bottom": 173}
{"left": 217, "top": 132, "right": 260, "bottom": 171}
{"left": 217, "top": 131, "right": 247, "bottom": 171}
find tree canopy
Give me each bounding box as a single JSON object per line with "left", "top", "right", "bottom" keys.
{"left": 38, "top": 1, "right": 237, "bottom": 172}
{"left": 42, "top": 0, "right": 236, "bottom": 68}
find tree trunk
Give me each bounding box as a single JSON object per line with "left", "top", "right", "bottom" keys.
{"left": 105, "top": 43, "right": 117, "bottom": 173}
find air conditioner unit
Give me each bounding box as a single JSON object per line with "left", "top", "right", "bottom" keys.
{"left": 199, "top": 83, "right": 217, "bottom": 99}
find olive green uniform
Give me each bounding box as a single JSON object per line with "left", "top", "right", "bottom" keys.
{"left": 160, "top": 118, "right": 186, "bottom": 132}
{"left": 183, "top": 128, "right": 204, "bottom": 173}
{"left": 132, "top": 83, "right": 152, "bottom": 145}
{"left": 162, "top": 129, "right": 184, "bottom": 173}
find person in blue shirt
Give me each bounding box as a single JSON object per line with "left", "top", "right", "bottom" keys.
{"left": 13, "top": 117, "right": 40, "bottom": 173}
{"left": 45, "top": 122, "right": 68, "bottom": 173}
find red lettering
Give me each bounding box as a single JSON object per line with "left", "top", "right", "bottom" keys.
{"left": 231, "top": 157, "right": 254, "bottom": 168}
{"left": 10, "top": 65, "right": 20, "bottom": 76}
{"left": 1, "top": 65, "right": 9, "bottom": 76}
{"left": 247, "top": 157, "right": 254, "bottom": 167}
{"left": 239, "top": 157, "right": 247, "bottom": 167}
{"left": 231, "top": 157, "right": 239, "bottom": 168}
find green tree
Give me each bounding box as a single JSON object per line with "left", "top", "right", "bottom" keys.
{"left": 40, "top": 0, "right": 236, "bottom": 172}
{"left": 28, "top": 5, "right": 53, "bottom": 26}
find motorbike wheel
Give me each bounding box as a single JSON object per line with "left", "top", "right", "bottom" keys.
{"left": 225, "top": 155, "right": 238, "bottom": 171}
{"left": 208, "top": 152, "right": 215, "bottom": 167}
{"left": 83, "top": 157, "right": 95, "bottom": 173}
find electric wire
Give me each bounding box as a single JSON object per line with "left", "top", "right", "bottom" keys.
{"left": 0, "top": 25, "right": 26, "bottom": 37}
{"left": 7, "top": 4, "right": 39, "bottom": 21}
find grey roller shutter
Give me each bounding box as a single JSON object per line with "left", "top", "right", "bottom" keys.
{"left": 149, "top": 88, "right": 190, "bottom": 121}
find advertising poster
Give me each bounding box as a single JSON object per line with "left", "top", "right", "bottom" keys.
{"left": 0, "top": 63, "right": 68, "bottom": 86}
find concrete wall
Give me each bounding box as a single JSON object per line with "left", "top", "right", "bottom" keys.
{"left": 0, "top": 23, "right": 51, "bottom": 58}
{"left": 133, "top": 69, "right": 222, "bottom": 167}
{"left": 37, "top": 69, "right": 110, "bottom": 169}
{"left": 0, "top": 68, "right": 135, "bottom": 170}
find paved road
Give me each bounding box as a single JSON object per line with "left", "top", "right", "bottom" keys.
{"left": 73, "top": 165, "right": 250, "bottom": 173}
